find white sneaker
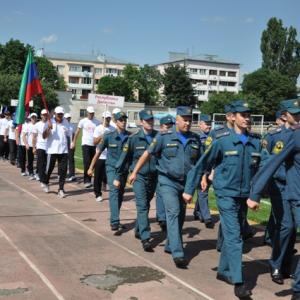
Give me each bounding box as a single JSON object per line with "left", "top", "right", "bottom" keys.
{"left": 58, "top": 190, "right": 66, "bottom": 198}
{"left": 35, "top": 174, "right": 40, "bottom": 181}
{"left": 41, "top": 183, "right": 49, "bottom": 193}
{"left": 84, "top": 182, "right": 92, "bottom": 188}
{"left": 21, "top": 172, "right": 27, "bottom": 176}
{"left": 67, "top": 176, "right": 76, "bottom": 182}
{"left": 28, "top": 175, "right": 35, "bottom": 180}
{"left": 96, "top": 196, "right": 103, "bottom": 202}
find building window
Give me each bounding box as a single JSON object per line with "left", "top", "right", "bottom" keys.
{"left": 82, "top": 66, "right": 91, "bottom": 72}
{"left": 195, "top": 90, "right": 206, "bottom": 95}
{"left": 95, "top": 79, "right": 99, "bottom": 85}
{"left": 69, "top": 77, "right": 80, "bottom": 83}
{"left": 228, "top": 71, "right": 236, "bottom": 77}
{"left": 69, "top": 65, "right": 81, "bottom": 72}
{"left": 219, "top": 70, "right": 226, "bottom": 76}
{"left": 189, "top": 68, "right": 198, "bottom": 74}
{"left": 209, "top": 80, "right": 217, "bottom": 86}
{"left": 199, "top": 69, "right": 206, "bottom": 75}
{"left": 71, "top": 89, "right": 77, "bottom": 94}
{"left": 95, "top": 68, "right": 102, "bottom": 74}
{"left": 56, "top": 65, "right": 64, "bottom": 74}
{"left": 209, "top": 70, "right": 218, "bottom": 75}
{"left": 82, "top": 77, "right": 92, "bottom": 84}
{"left": 80, "top": 109, "right": 87, "bottom": 118}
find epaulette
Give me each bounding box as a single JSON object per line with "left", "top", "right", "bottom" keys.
{"left": 130, "top": 130, "right": 140, "bottom": 137}
{"left": 214, "top": 125, "right": 225, "bottom": 131}
{"left": 249, "top": 132, "right": 261, "bottom": 139}
{"left": 269, "top": 127, "right": 282, "bottom": 135}
{"left": 215, "top": 130, "right": 230, "bottom": 139}
{"left": 161, "top": 130, "right": 172, "bottom": 135}
{"left": 291, "top": 124, "right": 300, "bottom": 131}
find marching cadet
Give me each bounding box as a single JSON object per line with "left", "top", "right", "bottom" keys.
{"left": 193, "top": 114, "right": 214, "bottom": 228}
{"left": 88, "top": 111, "right": 130, "bottom": 231}
{"left": 256, "top": 99, "right": 300, "bottom": 285}
{"left": 114, "top": 109, "right": 158, "bottom": 252}
{"left": 64, "top": 113, "right": 76, "bottom": 182}
{"left": 183, "top": 100, "right": 262, "bottom": 298}
{"left": 128, "top": 106, "right": 201, "bottom": 268}
{"left": 155, "top": 115, "right": 175, "bottom": 231}
{"left": 247, "top": 100, "right": 300, "bottom": 300}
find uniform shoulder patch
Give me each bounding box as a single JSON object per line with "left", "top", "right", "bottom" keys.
{"left": 272, "top": 140, "right": 284, "bottom": 154}
{"left": 269, "top": 127, "right": 282, "bottom": 135}
{"left": 215, "top": 130, "right": 230, "bottom": 139}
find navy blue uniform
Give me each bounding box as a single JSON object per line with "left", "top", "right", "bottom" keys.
{"left": 185, "top": 129, "right": 262, "bottom": 284}
{"left": 147, "top": 128, "right": 201, "bottom": 259}
{"left": 98, "top": 129, "right": 130, "bottom": 227}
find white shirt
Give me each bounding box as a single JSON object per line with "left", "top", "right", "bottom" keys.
{"left": 93, "top": 124, "right": 115, "bottom": 159}
{"left": 32, "top": 121, "right": 47, "bottom": 150}
{"left": 20, "top": 123, "right": 28, "bottom": 146}
{"left": 24, "top": 122, "right": 36, "bottom": 147}
{"left": 0, "top": 118, "right": 8, "bottom": 135}
{"left": 6, "top": 120, "right": 16, "bottom": 140}
{"left": 46, "top": 119, "right": 69, "bottom": 154}
{"left": 78, "top": 117, "right": 100, "bottom": 146}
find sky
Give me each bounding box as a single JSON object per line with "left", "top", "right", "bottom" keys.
{"left": 1, "top": 0, "right": 299, "bottom": 79}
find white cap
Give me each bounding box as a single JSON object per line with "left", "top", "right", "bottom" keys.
{"left": 86, "top": 106, "right": 95, "bottom": 113}
{"left": 64, "top": 113, "right": 71, "bottom": 118}
{"left": 102, "top": 111, "right": 112, "bottom": 118}
{"left": 41, "top": 109, "right": 48, "bottom": 115}
{"left": 30, "top": 112, "right": 37, "bottom": 118}
{"left": 112, "top": 108, "right": 121, "bottom": 115}
{"left": 54, "top": 106, "right": 64, "bottom": 114}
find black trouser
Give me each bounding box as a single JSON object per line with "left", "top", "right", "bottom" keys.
{"left": 8, "top": 139, "right": 17, "bottom": 164}
{"left": 18, "top": 145, "right": 26, "bottom": 173}
{"left": 82, "top": 145, "right": 96, "bottom": 183}
{"left": 44, "top": 153, "right": 68, "bottom": 190}
{"left": 0, "top": 135, "right": 9, "bottom": 159}
{"left": 36, "top": 148, "right": 47, "bottom": 182}
{"left": 67, "top": 137, "right": 75, "bottom": 177}
{"left": 26, "top": 147, "right": 34, "bottom": 175}
{"left": 94, "top": 159, "right": 107, "bottom": 197}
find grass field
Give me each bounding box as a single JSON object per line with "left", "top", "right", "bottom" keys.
{"left": 74, "top": 132, "right": 271, "bottom": 225}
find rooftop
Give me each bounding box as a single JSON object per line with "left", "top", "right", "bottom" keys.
{"left": 38, "top": 50, "right": 137, "bottom": 66}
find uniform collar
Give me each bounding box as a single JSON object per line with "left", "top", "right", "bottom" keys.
{"left": 170, "top": 128, "right": 196, "bottom": 142}
{"left": 231, "top": 130, "right": 256, "bottom": 146}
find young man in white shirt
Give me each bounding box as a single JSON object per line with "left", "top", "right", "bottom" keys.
{"left": 15, "top": 120, "right": 29, "bottom": 175}
{"left": 4, "top": 113, "right": 17, "bottom": 165}
{"left": 42, "top": 106, "right": 69, "bottom": 198}
{"left": 23, "top": 113, "right": 38, "bottom": 179}
{"left": 71, "top": 106, "right": 100, "bottom": 188}
{"left": 93, "top": 111, "right": 115, "bottom": 202}
{"left": 64, "top": 113, "right": 76, "bottom": 182}
{"left": 0, "top": 112, "right": 9, "bottom": 160}
{"left": 32, "top": 109, "right": 48, "bottom": 182}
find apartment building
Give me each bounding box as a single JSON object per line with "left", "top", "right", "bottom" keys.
{"left": 155, "top": 52, "right": 240, "bottom": 102}
{"left": 38, "top": 50, "right": 138, "bottom": 100}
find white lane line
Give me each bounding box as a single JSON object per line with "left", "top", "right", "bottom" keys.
{"left": 0, "top": 228, "right": 65, "bottom": 300}
{"left": 1, "top": 176, "right": 214, "bottom": 300}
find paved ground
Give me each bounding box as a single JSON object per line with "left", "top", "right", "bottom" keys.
{"left": 0, "top": 161, "right": 297, "bottom": 300}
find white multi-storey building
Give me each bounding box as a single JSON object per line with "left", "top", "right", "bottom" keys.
{"left": 155, "top": 52, "right": 240, "bottom": 103}
{"left": 38, "top": 50, "right": 138, "bottom": 101}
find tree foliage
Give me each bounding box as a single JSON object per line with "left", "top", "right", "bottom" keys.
{"left": 261, "top": 17, "right": 300, "bottom": 83}
{"left": 242, "top": 68, "right": 297, "bottom": 120}
{"left": 97, "top": 76, "right": 133, "bottom": 100}
{"left": 0, "top": 39, "right": 61, "bottom": 112}
{"left": 163, "top": 65, "right": 196, "bottom": 107}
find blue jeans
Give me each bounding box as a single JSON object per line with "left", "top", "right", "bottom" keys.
{"left": 159, "top": 175, "right": 186, "bottom": 259}
{"left": 133, "top": 173, "right": 157, "bottom": 241}
{"left": 217, "top": 196, "right": 245, "bottom": 284}
{"left": 106, "top": 169, "right": 127, "bottom": 226}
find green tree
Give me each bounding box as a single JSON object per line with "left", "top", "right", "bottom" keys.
{"left": 97, "top": 76, "right": 132, "bottom": 100}
{"left": 163, "top": 65, "right": 196, "bottom": 107}
{"left": 0, "top": 73, "right": 21, "bottom": 106}
{"left": 242, "top": 68, "right": 297, "bottom": 119}
{"left": 137, "top": 65, "right": 163, "bottom": 105}
{"left": 0, "top": 39, "right": 31, "bottom": 75}
{"left": 35, "top": 56, "right": 65, "bottom": 90}
{"left": 261, "top": 17, "right": 300, "bottom": 83}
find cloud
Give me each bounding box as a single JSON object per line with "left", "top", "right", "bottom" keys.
{"left": 101, "top": 28, "right": 113, "bottom": 34}
{"left": 244, "top": 17, "right": 255, "bottom": 23}
{"left": 200, "top": 16, "right": 226, "bottom": 23}
{"left": 13, "top": 10, "right": 25, "bottom": 16}
{"left": 40, "top": 34, "right": 58, "bottom": 44}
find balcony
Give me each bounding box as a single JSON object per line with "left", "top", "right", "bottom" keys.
{"left": 68, "top": 71, "right": 93, "bottom": 77}
{"left": 68, "top": 83, "right": 93, "bottom": 89}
